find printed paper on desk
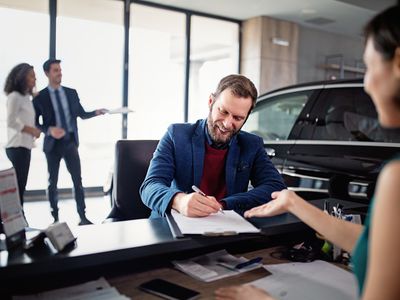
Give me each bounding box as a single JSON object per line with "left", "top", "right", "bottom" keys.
{"left": 12, "top": 277, "right": 130, "bottom": 300}
{"left": 250, "top": 260, "right": 358, "bottom": 300}
{"left": 0, "top": 168, "right": 27, "bottom": 236}
{"left": 171, "top": 209, "right": 260, "bottom": 235}
{"left": 173, "top": 249, "right": 263, "bottom": 282}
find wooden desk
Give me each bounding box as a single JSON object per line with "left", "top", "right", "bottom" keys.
{"left": 109, "top": 244, "right": 352, "bottom": 299}
{"left": 108, "top": 246, "right": 289, "bottom": 299}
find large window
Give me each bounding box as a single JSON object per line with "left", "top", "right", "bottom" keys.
{"left": 0, "top": 0, "right": 240, "bottom": 192}
{"left": 57, "top": 0, "right": 124, "bottom": 187}
{"left": 188, "top": 16, "right": 239, "bottom": 122}
{"left": 0, "top": 0, "right": 49, "bottom": 190}
{"left": 128, "top": 4, "right": 186, "bottom": 139}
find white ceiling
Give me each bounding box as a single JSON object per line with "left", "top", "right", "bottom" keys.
{"left": 141, "top": 0, "right": 396, "bottom": 37}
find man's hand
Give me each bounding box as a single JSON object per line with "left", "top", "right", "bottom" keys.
{"left": 172, "top": 192, "right": 222, "bottom": 217}
{"left": 49, "top": 126, "right": 66, "bottom": 139}
{"left": 95, "top": 108, "right": 108, "bottom": 115}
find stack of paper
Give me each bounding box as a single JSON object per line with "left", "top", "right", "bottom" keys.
{"left": 13, "top": 277, "right": 130, "bottom": 300}
{"left": 250, "top": 260, "right": 358, "bottom": 300}
{"left": 173, "top": 250, "right": 263, "bottom": 282}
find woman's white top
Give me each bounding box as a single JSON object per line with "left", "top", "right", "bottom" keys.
{"left": 6, "top": 91, "right": 36, "bottom": 149}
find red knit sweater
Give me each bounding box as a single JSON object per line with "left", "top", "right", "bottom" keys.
{"left": 199, "top": 143, "right": 228, "bottom": 201}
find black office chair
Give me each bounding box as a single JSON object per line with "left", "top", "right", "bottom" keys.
{"left": 105, "top": 140, "right": 159, "bottom": 222}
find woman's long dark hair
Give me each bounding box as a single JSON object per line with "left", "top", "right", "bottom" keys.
{"left": 4, "top": 63, "right": 34, "bottom": 95}
{"left": 364, "top": 4, "right": 400, "bottom": 61}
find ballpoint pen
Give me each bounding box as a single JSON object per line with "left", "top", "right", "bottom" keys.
{"left": 191, "top": 185, "right": 225, "bottom": 214}
{"left": 235, "top": 256, "right": 263, "bottom": 269}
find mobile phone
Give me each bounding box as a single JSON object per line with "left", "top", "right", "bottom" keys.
{"left": 138, "top": 278, "right": 200, "bottom": 300}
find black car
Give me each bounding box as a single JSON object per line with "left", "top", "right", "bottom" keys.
{"left": 243, "top": 78, "right": 400, "bottom": 202}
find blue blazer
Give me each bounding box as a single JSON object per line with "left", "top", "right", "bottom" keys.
{"left": 33, "top": 87, "right": 96, "bottom": 153}
{"left": 140, "top": 119, "right": 286, "bottom": 218}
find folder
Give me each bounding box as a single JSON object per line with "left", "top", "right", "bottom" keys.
{"left": 166, "top": 209, "right": 260, "bottom": 238}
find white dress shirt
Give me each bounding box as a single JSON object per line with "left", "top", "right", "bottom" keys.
{"left": 6, "top": 91, "right": 36, "bottom": 149}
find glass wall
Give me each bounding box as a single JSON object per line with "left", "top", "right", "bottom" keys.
{"left": 0, "top": 0, "right": 49, "bottom": 190}
{"left": 57, "top": 0, "right": 124, "bottom": 187}
{"left": 0, "top": 0, "right": 240, "bottom": 192}
{"left": 188, "top": 16, "right": 239, "bottom": 122}
{"left": 128, "top": 4, "right": 186, "bottom": 140}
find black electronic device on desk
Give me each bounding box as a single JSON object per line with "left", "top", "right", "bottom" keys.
{"left": 139, "top": 278, "right": 200, "bottom": 300}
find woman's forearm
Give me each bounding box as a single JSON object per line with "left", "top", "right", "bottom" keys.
{"left": 289, "top": 198, "right": 363, "bottom": 252}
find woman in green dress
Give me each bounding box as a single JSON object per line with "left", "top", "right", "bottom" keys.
{"left": 215, "top": 3, "right": 400, "bottom": 300}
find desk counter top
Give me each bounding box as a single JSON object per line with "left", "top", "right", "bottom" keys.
{"left": 0, "top": 198, "right": 366, "bottom": 296}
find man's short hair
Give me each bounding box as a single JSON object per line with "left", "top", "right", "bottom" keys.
{"left": 43, "top": 58, "right": 61, "bottom": 72}
{"left": 212, "top": 74, "right": 258, "bottom": 110}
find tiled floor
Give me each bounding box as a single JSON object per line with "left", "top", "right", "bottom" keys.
{"left": 24, "top": 195, "right": 112, "bottom": 230}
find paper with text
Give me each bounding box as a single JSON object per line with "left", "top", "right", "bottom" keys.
{"left": 12, "top": 277, "right": 130, "bottom": 300}
{"left": 250, "top": 260, "right": 358, "bottom": 300}
{"left": 173, "top": 249, "right": 263, "bottom": 282}
{"left": 171, "top": 209, "right": 260, "bottom": 235}
{"left": 0, "top": 168, "right": 27, "bottom": 236}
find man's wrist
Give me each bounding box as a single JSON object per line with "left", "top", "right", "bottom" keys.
{"left": 171, "top": 192, "right": 185, "bottom": 211}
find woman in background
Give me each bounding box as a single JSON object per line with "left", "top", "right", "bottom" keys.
{"left": 216, "top": 4, "right": 400, "bottom": 300}
{"left": 4, "top": 63, "right": 41, "bottom": 207}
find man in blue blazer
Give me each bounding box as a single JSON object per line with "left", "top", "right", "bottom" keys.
{"left": 140, "top": 74, "right": 286, "bottom": 218}
{"left": 33, "top": 59, "right": 106, "bottom": 225}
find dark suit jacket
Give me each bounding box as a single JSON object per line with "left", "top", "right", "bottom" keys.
{"left": 140, "top": 119, "right": 287, "bottom": 218}
{"left": 33, "top": 86, "right": 96, "bottom": 153}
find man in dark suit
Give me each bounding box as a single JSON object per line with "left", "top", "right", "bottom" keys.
{"left": 33, "top": 59, "right": 106, "bottom": 225}
{"left": 140, "top": 74, "right": 286, "bottom": 218}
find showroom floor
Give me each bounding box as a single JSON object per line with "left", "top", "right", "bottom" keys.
{"left": 24, "top": 196, "right": 112, "bottom": 230}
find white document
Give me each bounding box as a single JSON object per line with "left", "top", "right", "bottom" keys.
{"left": 250, "top": 260, "right": 358, "bottom": 300}
{"left": 0, "top": 168, "right": 27, "bottom": 236}
{"left": 13, "top": 277, "right": 130, "bottom": 300}
{"left": 106, "top": 107, "right": 133, "bottom": 114}
{"left": 171, "top": 209, "right": 260, "bottom": 235}
{"left": 173, "top": 249, "right": 263, "bottom": 282}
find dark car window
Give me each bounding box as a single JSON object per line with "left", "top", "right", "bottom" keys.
{"left": 311, "top": 87, "right": 400, "bottom": 142}
{"left": 243, "top": 90, "right": 313, "bottom": 141}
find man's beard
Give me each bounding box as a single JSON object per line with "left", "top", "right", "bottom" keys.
{"left": 207, "top": 112, "right": 238, "bottom": 147}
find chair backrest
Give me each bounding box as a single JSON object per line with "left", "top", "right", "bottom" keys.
{"left": 106, "top": 140, "right": 158, "bottom": 221}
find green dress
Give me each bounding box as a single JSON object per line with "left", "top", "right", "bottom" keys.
{"left": 351, "top": 198, "right": 374, "bottom": 295}
{"left": 351, "top": 156, "right": 400, "bottom": 295}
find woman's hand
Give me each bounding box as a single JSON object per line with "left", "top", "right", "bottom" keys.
{"left": 215, "top": 284, "right": 275, "bottom": 300}
{"left": 244, "top": 189, "right": 301, "bottom": 218}
{"left": 31, "top": 127, "right": 41, "bottom": 138}
{"left": 23, "top": 126, "right": 41, "bottom": 138}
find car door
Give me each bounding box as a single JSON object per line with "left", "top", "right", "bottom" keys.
{"left": 286, "top": 84, "right": 400, "bottom": 199}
